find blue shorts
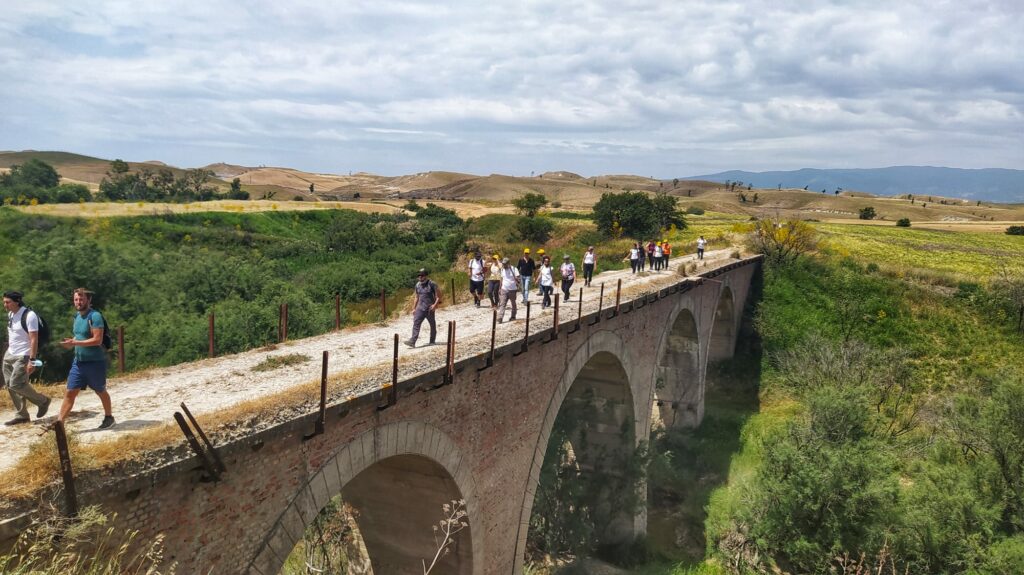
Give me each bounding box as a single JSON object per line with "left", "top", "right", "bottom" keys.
{"left": 67, "top": 359, "right": 107, "bottom": 392}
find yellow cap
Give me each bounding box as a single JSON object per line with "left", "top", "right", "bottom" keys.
{"left": 537, "top": 248, "right": 545, "bottom": 254}
{"left": 524, "top": 248, "right": 530, "bottom": 253}
{"left": 492, "top": 254, "right": 500, "bottom": 259}
{"left": 662, "top": 239, "right": 667, "bottom": 243}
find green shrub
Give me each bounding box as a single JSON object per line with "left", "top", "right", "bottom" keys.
{"left": 685, "top": 206, "right": 705, "bottom": 215}
{"left": 1006, "top": 226, "right": 1024, "bottom": 236}
{"left": 514, "top": 215, "right": 554, "bottom": 242}
{"left": 859, "top": 206, "right": 877, "bottom": 220}
{"left": 896, "top": 218, "right": 911, "bottom": 227}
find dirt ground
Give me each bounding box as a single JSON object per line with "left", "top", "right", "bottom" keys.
{"left": 821, "top": 218, "right": 1024, "bottom": 233}
{"left": 0, "top": 249, "right": 737, "bottom": 485}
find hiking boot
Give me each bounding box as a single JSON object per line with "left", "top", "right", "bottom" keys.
{"left": 4, "top": 417, "right": 30, "bottom": 426}
{"left": 404, "top": 338, "right": 416, "bottom": 348}
{"left": 36, "top": 398, "right": 51, "bottom": 419}
{"left": 98, "top": 415, "right": 115, "bottom": 430}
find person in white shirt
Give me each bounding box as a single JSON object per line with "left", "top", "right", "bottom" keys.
{"left": 559, "top": 255, "right": 576, "bottom": 302}
{"left": 629, "top": 243, "right": 640, "bottom": 274}
{"left": 497, "top": 258, "right": 520, "bottom": 323}
{"left": 582, "top": 246, "right": 597, "bottom": 287}
{"left": 654, "top": 242, "right": 664, "bottom": 270}
{"left": 3, "top": 291, "right": 51, "bottom": 425}
{"left": 468, "top": 252, "right": 486, "bottom": 308}
{"left": 697, "top": 236, "right": 706, "bottom": 260}
{"left": 538, "top": 256, "right": 555, "bottom": 309}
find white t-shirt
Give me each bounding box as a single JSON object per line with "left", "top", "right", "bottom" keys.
{"left": 501, "top": 266, "right": 520, "bottom": 291}
{"left": 629, "top": 248, "right": 639, "bottom": 259}
{"left": 697, "top": 238, "right": 706, "bottom": 250}
{"left": 560, "top": 262, "right": 575, "bottom": 280}
{"left": 489, "top": 262, "right": 501, "bottom": 278}
{"left": 583, "top": 251, "right": 595, "bottom": 264}
{"left": 469, "top": 258, "right": 485, "bottom": 282}
{"left": 654, "top": 245, "right": 663, "bottom": 257}
{"left": 538, "top": 264, "right": 554, "bottom": 287}
{"left": 7, "top": 307, "right": 38, "bottom": 356}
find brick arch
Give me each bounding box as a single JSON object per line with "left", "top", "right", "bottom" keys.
{"left": 512, "top": 329, "right": 644, "bottom": 571}
{"left": 709, "top": 284, "right": 737, "bottom": 361}
{"left": 247, "top": 421, "right": 482, "bottom": 575}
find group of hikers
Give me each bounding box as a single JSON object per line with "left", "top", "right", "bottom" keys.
{"left": 2, "top": 288, "right": 114, "bottom": 430}
{"left": 405, "top": 236, "right": 708, "bottom": 347}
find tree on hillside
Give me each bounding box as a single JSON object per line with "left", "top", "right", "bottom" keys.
{"left": 228, "top": 177, "right": 249, "bottom": 200}
{"left": 992, "top": 263, "right": 1024, "bottom": 333}
{"left": 592, "top": 191, "right": 683, "bottom": 239}
{"left": 5, "top": 158, "right": 60, "bottom": 189}
{"left": 512, "top": 192, "right": 548, "bottom": 217}
{"left": 110, "top": 159, "right": 130, "bottom": 174}
{"left": 859, "top": 207, "right": 877, "bottom": 220}
{"left": 746, "top": 217, "right": 819, "bottom": 263}
{"left": 651, "top": 191, "right": 686, "bottom": 232}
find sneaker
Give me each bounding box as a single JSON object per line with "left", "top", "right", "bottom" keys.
{"left": 36, "top": 398, "right": 51, "bottom": 419}
{"left": 404, "top": 338, "right": 416, "bottom": 348}
{"left": 509, "top": 315, "right": 517, "bottom": 321}
{"left": 3, "top": 417, "right": 29, "bottom": 426}
{"left": 98, "top": 415, "right": 115, "bottom": 430}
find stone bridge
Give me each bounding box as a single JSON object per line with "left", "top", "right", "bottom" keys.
{"left": 60, "top": 256, "right": 761, "bottom": 574}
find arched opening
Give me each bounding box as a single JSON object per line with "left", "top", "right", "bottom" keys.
{"left": 279, "top": 454, "right": 472, "bottom": 575}
{"left": 526, "top": 350, "right": 640, "bottom": 564}
{"left": 654, "top": 308, "right": 701, "bottom": 428}
{"left": 708, "top": 286, "right": 736, "bottom": 361}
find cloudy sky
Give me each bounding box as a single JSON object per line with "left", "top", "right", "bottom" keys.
{"left": 1, "top": 1, "right": 1021, "bottom": 177}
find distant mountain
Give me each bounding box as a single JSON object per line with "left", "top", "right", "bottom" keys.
{"left": 684, "top": 166, "right": 1024, "bottom": 203}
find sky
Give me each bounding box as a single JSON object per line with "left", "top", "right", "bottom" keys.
{"left": 1, "top": 1, "right": 1022, "bottom": 178}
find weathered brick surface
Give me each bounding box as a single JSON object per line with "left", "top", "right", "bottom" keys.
{"left": 57, "top": 259, "right": 760, "bottom": 575}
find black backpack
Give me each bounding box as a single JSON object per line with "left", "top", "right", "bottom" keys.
{"left": 86, "top": 309, "right": 113, "bottom": 351}
{"left": 19, "top": 306, "right": 50, "bottom": 349}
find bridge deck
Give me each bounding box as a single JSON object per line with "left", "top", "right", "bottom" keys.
{"left": 0, "top": 249, "right": 740, "bottom": 509}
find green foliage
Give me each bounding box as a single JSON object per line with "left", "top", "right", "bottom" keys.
{"left": 0, "top": 159, "right": 91, "bottom": 205}
{"left": 227, "top": 178, "right": 249, "bottom": 200}
{"left": 513, "top": 192, "right": 549, "bottom": 217}
{"left": 896, "top": 218, "right": 911, "bottom": 227}
{"left": 684, "top": 206, "right": 705, "bottom": 215}
{"left": 1007, "top": 226, "right": 1024, "bottom": 236}
{"left": 0, "top": 208, "right": 464, "bottom": 378}
{"left": 592, "top": 191, "right": 685, "bottom": 239}
{"left": 859, "top": 206, "right": 877, "bottom": 220}
{"left": 5, "top": 158, "right": 60, "bottom": 189}
{"left": 403, "top": 199, "right": 422, "bottom": 212}
{"left": 514, "top": 215, "right": 554, "bottom": 243}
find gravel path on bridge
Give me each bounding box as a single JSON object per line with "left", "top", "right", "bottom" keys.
{"left": 0, "top": 250, "right": 734, "bottom": 476}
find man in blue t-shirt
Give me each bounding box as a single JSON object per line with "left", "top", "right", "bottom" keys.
{"left": 57, "top": 288, "right": 114, "bottom": 429}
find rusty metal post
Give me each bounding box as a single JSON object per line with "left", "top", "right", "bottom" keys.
{"left": 53, "top": 421, "right": 78, "bottom": 517}
{"left": 277, "top": 304, "right": 283, "bottom": 342}
{"left": 552, "top": 294, "right": 560, "bottom": 339}
{"left": 522, "top": 301, "right": 531, "bottom": 352}
{"left": 335, "top": 294, "right": 341, "bottom": 331}
{"left": 614, "top": 278, "right": 622, "bottom": 316}
{"left": 180, "top": 402, "right": 226, "bottom": 474}
{"left": 444, "top": 321, "right": 453, "bottom": 384}
{"left": 208, "top": 312, "right": 215, "bottom": 358}
{"left": 282, "top": 303, "right": 289, "bottom": 342}
{"left": 117, "top": 326, "right": 125, "bottom": 374}
{"left": 380, "top": 334, "right": 398, "bottom": 409}
{"left": 592, "top": 282, "right": 604, "bottom": 324}
{"left": 380, "top": 288, "right": 387, "bottom": 320}
{"left": 575, "top": 287, "right": 583, "bottom": 331}
{"left": 174, "top": 412, "right": 219, "bottom": 481}
{"left": 449, "top": 320, "right": 457, "bottom": 383}
{"left": 488, "top": 308, "right": 497, "bottom": 367}
{"left": 451, "top": 277, "right": 456, "bottom": 306}
{"left": 317, "top": 351, "right": 327, "bottom": 435}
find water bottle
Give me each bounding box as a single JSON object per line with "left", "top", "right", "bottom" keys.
{"left": 30, "top": 359, "right": 43, "bottom": 368}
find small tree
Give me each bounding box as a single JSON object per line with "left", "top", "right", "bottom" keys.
{"left": 746, "top": 217, "right": 819, "bottom": 264}
{"left": 859, "top": 207, "right": 877, "bottom": 220}
{"left": 512, "top": 192, "right": 548, "bottom": 217}
{"left": 896, "top": 218, "right": 911, "bottom": 227}
{"left": 1006, "top": 226, "right": 1024, "bottom": 236}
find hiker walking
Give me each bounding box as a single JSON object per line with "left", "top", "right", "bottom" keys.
{"left": 696, "top": 235, "right": 706, "bottom": 260}
{"left": 646, "top": 241, "right": 656, "bottom": 270}
{"left": 582, "top": 246, "right": 597, "bottom": 286}
{"left": 497, "top": 258, "right": 520, "bottom": 323}
{"left": 487, "top": 254, "right": 501, "bottom": 307}
{"left": 468, "top": 251, "right": 485, "bottom": 308}
{"left": 629, "top": 242, "right": 640, "bottom": 273}
{"left": 653, "top": 242, "right": 664, "bottom": 270}
{"left": 517, "top": 249, "right": 536, "bottom": 304}
{"left": 405, "top": 269, "right": 440, "bottom": 348}
{"left": 637, "top": 241, "right": 646, "bottom": 271}
{"left": 535, "top": 249, "right": 546, "bottom": 296}
{"left": 2, "top": 291, "right": 51, "bottom": 425}
{"left": 559, "top": 255, "right": 576, "bottom": 302}
{"left": 538, "top": 255, "right": 554, "bottom": 309}
{"left": 662, "top": 240, "right": 672, "bottom": 268}
{"left": 57, "top": 288, "right": 114, "bottom": 430}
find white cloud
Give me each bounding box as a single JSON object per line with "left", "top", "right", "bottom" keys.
{"left": 0, "top": 0, "right": 1021, "bottom": 175}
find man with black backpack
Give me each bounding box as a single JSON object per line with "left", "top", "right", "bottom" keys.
{"left": 2, "top": 291, "right": 51, "bottom": 425}
{"left": 57, "top": 288, "right": 114, "bottom": 430}
{"left": 404, "top": 269, "right": 440, "bottom": 348}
